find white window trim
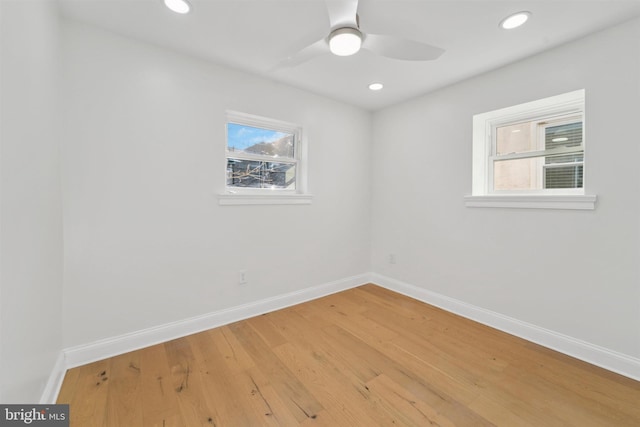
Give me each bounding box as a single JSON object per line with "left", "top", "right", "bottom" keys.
{"left": 218, "top": 193, "right": 313, "bottom": 206}
{"left": 466, "top": 89, "right": 596, "bottom": 210}
{"left": 463, "top": 195, "right": 596, "bottom": 210}
{"left": 219, "top": 111, "right": 312, "bottom": 206}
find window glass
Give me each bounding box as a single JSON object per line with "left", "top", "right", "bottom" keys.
{"left": 544, "top": 162, "right": 583, "bottom": 189}
{"left": 225, "top": 112, "right": 301, "bottom": 192}
{"left": 226, "top": 159, "right": 296, "bottom": 189}
{"left": 496, "top": 122, "right": 536, "bottom": 155}
{"left": 493, "top": 157, "right": 541, "bottom": 191}
{"left": 227, "top": 123, "right": 295, "bottom": 159}
{"left": 544, "top": 121, "right": 582, "bottom": 150}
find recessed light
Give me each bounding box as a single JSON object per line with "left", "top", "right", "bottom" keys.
{"left": 329, "top": 28, "right": 362, "bottom": 56}
{"left": 500, "top": 11, "right": 531, "bottom": 30}
{"left": 164, "top": 0, "right": 191, "bottom": 14}
{"left": 369, "top": 83, "right": 384, "bottom": 91}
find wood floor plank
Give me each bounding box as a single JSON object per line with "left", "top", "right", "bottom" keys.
{"left": 245, "top": 314, "right": 289, "bottom": 349}
{"left": 58, "top": 284, "right": 640, "bottom": 426}
{"left": 189, "top": 327, "right": 296, "bottom": 427}
{"left": 55, "top": 366, "right": 80, "bottom": 405}
{"left": 515, "top": 343, "right": 640, "bottom": 419}
{"left": 103, "top": 351, "right": 144, "bottom": 427}
{"left": 278, "top": 302, "right": 490, "bottom": 425}
{"left": 243, "top": 365, "right": 306, "bottom": 426}
{"left": 163, "top": 337, "right": 221, "bottom": 426}
{"left": 59, "top": 359, "right": 111, "bottom": 426}
{"left": 283, "top": 299, "right": 493, "bottom": 423}
{"left": 365, "top": 374, "right": 458, "bottom": 427}
{"left": 139, "top": 342, "right": 185, "bottom": 427}
{"left": 467, "top": 393, "right": 542, "bottom": 427}
{"left": 262, "top": 309, "right": 399, "bottom": 425}
{"left": 227, "top": 320, "right": 325, "bottom": 423}
{"left": 271, "top": 341, "right": 384, "bottom": 426}
{"left": 190, "top": 342, "right": 254, "bottom": 426}
{"left": 207, "top": 326, "right": 256, "bottom": 374}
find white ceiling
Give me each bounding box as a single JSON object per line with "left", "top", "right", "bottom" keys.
{"left": 58, "top": 0, "right": 640, "bottom": 111}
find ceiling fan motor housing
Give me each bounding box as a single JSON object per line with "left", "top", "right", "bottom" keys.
{"left": 328, "top": 27, "right": 363, "bottom": 56}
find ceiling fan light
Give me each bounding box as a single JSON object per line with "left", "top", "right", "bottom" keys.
{"left": 500, "top": 11, "right": 531, "bottom": 30}
{"left": 329, "top": 28, "right": 362, "bottom": 56}
{"left": 164, "top": 0, "right": 191, "bottom": 14}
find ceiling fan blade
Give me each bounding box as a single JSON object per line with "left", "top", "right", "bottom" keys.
{"left": 363, "top": 34, "right": 445, "bottom": 61}
{"left": 270, "top": 38, "right": 328, "bottom": 71}
{"left": 325, "top": 0, "right": 359, "bottom": 29}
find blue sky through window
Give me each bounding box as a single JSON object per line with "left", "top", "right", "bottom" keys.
{"left": 227, "top": 123, "right": 289, "bottom": 152}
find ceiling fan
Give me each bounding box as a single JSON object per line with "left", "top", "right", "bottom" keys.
{"left": 277, "top": 0, "right": 445, "bottom": 68}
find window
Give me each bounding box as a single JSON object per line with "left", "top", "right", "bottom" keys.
{"left": 220, "top": 111, "right": 311, "bottom": 205}
{"left": 492, "top": 115, "right": 583, "bottom": 192}
{"left": 466, "top": 89, "right": 596, "bottom": 209}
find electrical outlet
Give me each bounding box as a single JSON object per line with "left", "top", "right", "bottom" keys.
{"left": 388, "top": 254, "right": 397, "bottom": 264}
{"left": 239, "top": 270, "right": 247, "bottom": 285}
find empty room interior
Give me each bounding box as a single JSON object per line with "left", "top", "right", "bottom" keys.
{"left": 2, "top": 0, "right": 640, "bottom": 425}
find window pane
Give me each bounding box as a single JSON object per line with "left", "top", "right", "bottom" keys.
{"left": 496, "top": 122, "right": 536, "bottom": 155}
{"left": 494, "top": 157, "right": 542, "bottom": 190}
{"left": 226, "top": 158, "right": 296, "bottom": 189}
{"left": 227, "top": 123, "right": 294, "bottom": 159}
{"left": 544, "top": 165, "right": 583, "bottom": 189}
{"left": 545, "top": 121, "right": 582, "bottom": 150}
{"left": 544, "top": 150, "right": 583, "bottom": 189}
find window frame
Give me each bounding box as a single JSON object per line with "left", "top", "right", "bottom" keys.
{"left": 489, "top": 113, "right": 585, "bottom": 195}
{"left": 219, "top": 111, "right": 312, "bottom": 205}
{"left": 466, "top": 89, "right": 596, "bottom": 210}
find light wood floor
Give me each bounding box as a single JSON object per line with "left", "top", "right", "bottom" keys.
{"left": 57, "top": 284, "right": 640, "bottom": 426}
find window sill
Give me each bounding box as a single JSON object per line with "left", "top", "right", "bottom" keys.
{"left": 218, "top": 193, "right": 313, "bottom": 206}
{"left": 464, "top": 195, "right": 596, "bottom": 210}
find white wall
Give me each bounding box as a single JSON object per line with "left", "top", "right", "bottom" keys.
{"left": 60, "top": 21, "right": 372, "bottom": 348}
{"left": 0, "top": 0, "right": 64, "bottom": 402}
{"left": 371, "top": 18, "right": 640, "bottom": 358}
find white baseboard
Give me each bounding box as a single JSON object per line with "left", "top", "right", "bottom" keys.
{"left": 40, "top": 352, "right": 66, "bottom": 404}
{"left": 44, "top": 271, "right": 639, "bottom": 403}
{"left": 63, "top": 273, "right": 369, "bottom": 371}
{"left": 371, "top": 273, "right": 640, "bottom": 382}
